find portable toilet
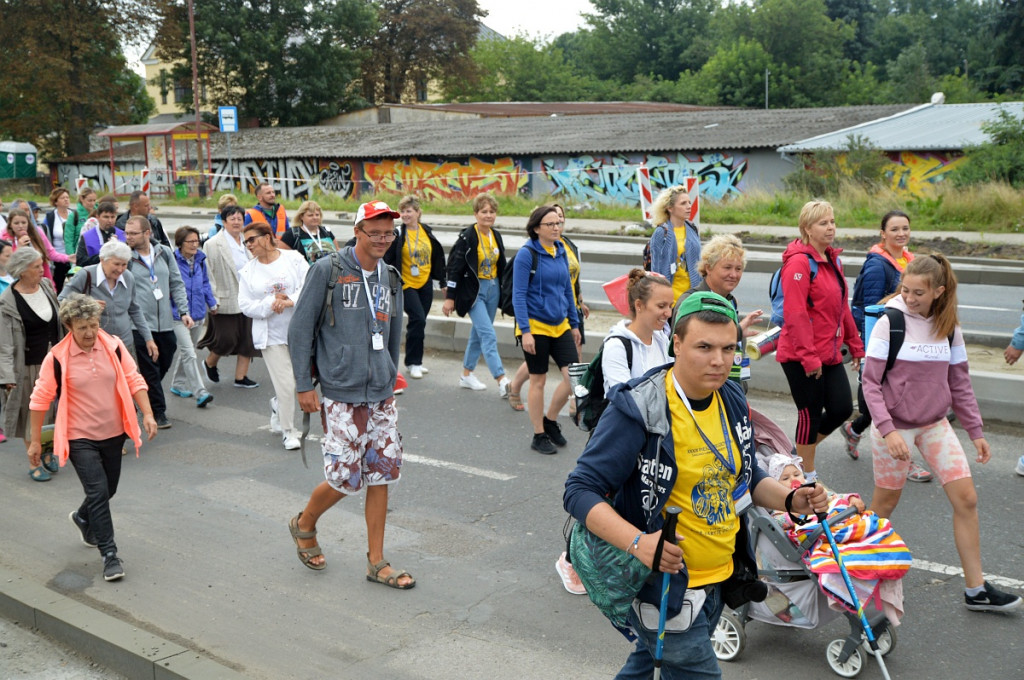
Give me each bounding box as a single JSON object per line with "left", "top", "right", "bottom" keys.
{"left": 0, "top": 141, "right": 38, "bottom": 179}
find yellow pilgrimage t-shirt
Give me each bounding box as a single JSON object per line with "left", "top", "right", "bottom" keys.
{"left": 665, "top": 372, "right": 739, "bottom": 587}
{"left": 895, "top": 255, "right": 908, "bottom": 270}
{"left": 671, "top": 226, "right": 691, "bottom": 300}
{"left": 564, "top": 241, "right": 581, "bottom": 309}
{"left": 528, "top": 244, "right": 570, "bottom": 338}
{"left": 476, "top": 226, "right": 498, "bottom": 280}
{"left": 401, "top": 226, "right": 431, "bottom": 290}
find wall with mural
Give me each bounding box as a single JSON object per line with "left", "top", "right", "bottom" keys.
{"left": 53, "top": 150, "right": 797, "bottom": 204}
{"left": 882, "top": 151, "right": 966, "bottom": 196}
{"left": 537, "top": 152, "right": 751, "bottom": 204}
{"left": 55, "top": 162, "right": 146, "bottom": 195}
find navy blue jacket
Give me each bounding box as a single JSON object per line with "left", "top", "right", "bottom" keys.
{"left": 564, "top": 368, "right": 767, "bottom": 613}
{"left": 851, "top": 251, "right": 901, "bottom": 338}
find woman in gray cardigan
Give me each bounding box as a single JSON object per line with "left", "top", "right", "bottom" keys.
{"left": 59, "top": 240, "right": 152, "bottom": 361}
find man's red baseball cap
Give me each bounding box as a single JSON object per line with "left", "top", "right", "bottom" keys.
{"left": 355, "top": 200, "right": 400, "bottom": 225}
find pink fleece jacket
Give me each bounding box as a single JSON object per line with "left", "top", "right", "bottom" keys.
{"left": 861, "top": 295, "right": 983, "bottom": 439}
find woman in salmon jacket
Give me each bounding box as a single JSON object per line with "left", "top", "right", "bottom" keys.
{"left": 861, "top": 253, "right": 1021, "bottom": 613}
{"left": 776, "top": 200, "right": 864, "bottom": 480}
{"left": 27, "top": 294, "right": 157, "bottom": 583}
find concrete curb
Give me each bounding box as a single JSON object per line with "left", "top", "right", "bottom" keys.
{"left": 0, "top": 565, "right": 246, "bottom": 680}
{"left": 424, "top": 316, "right": 1024, "bottom": 428}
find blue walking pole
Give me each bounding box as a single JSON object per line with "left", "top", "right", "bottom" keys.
{"left": 811, "top": 487, "right": 893, "bottom": 680}
{"left": 653, "top": 506, "right": 682, "bottom": 680}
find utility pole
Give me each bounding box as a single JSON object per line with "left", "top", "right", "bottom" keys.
{"left": 765, "top": 68, "right": 770, "bottom": 109}
{"left": 187, "top": 0, "right": 206, "bottom": 197}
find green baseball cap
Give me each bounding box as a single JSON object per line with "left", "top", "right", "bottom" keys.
{"left": 669, "top": 291, "right": 739, "bottom": 356}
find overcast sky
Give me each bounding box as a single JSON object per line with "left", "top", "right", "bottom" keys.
{"left": 476, "top": 0, "right": 591, "bottom": 41}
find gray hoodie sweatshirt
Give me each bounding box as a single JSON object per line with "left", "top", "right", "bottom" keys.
{"left": 288, "top": 246, "right": 402, "bottom": 404}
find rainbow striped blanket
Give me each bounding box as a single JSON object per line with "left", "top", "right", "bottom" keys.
{"left": 788, "top": 496, "right": 912, "bottom": 581}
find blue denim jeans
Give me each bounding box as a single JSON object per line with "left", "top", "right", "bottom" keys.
{"left": 616, "top": 584, "right": 723, "bottom": 680}
{"left": 462, "top": 277, "right": 504, "bottom": 378}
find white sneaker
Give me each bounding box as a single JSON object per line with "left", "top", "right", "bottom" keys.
{"left": 498, "top": 376, "right": 511, "bottom": 398}
{"left": 283, "top": 433, "right": 301, "bottom": 450}
{"left": 269, "top": 397, "right": 281, "bottom": 433}
{"left": 459, "top": 373, "right": 487, "bottom": 391}
{"left": 419, "top": 365, "right": 430, "bottom": 374}
{"left": 1016, "top": 455, "right": 1024, "bottom": 477}
{"left": 409, "top": 365, "right": 423, "bottom": 379}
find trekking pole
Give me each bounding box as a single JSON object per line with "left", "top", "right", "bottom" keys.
{"left": 653, "top": 506, "right": 682, "bottom": 680}
{"left": 811, "top": 486, "right": 893, "bottom": 680}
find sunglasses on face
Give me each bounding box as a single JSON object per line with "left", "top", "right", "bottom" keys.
{"left": 243, "top": 235, "right": 265, "bottom": 246}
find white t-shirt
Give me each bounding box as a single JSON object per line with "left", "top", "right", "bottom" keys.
{"left": 227, "top": 233, "right": 249, "bottom": 274}
{"left": 248, "top": 255, "right": 300, "bottom": 345}
{"left": 52, "top": 212, "right": 66, "bottom": 251}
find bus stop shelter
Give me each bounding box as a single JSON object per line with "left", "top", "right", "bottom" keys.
{"left": 97, "top": 121, "right": 216, "bottom": 197}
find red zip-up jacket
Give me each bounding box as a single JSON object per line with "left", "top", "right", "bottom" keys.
{"left": 775, "top": 239, "right": 864, "bottom": 373}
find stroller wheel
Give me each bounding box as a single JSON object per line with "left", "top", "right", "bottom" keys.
{"left": 826, "top": 639, "right": 863, "bottom": 677}
{"left": 711, "top": 610, "right": 745, "bottom": 662}
{"left": 862, "top": 621, "right": 897, "bottom": 658}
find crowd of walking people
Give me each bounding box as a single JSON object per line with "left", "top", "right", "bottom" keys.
{"left": 1, "top": 182, "right": 1021, "bottom": 676}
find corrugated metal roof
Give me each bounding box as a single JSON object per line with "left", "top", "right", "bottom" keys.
{"left": 778, "top": 102, "right": 1024, "bottom": 152}
{"left": 384, "top": 101, "right": 724, "bottom": 117}
{"left": 97, "top": 121, "right": 217, "bottom": 137}
{"left": 57, "top": 105, "right": 913, "bottom": 162}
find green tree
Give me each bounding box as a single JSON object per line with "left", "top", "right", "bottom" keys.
{"left": 697, "top": 39, "right": 776, "bottom": 108}
{"left": 953, "top": 108, "right": 1024, "bottom": 187}
{"left": 0, "top": 0, "right": 157, "bottom": 157}
{"left": 360, "top": 0, "right": 484, "bottom": 104}
{"left": 155, "top": 0, "right": 376, "bottom": 127}
{"left": 441, "top": 35, "right": 598, "bottom": 102}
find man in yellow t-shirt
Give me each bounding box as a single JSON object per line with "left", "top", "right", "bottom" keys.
{"left": 564, "top": 291, "right": 828, "bottom": 677}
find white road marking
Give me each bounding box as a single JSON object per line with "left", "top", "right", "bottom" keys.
{"left": 264, "top": 425, "right": 518, "bottom": 481}
{"left": 403, "top": 453, "right": 517, "bottom": 481}
{"left": 914, "top": 559, "right": 1024, "bottom": 589}
{"left": 959, "top": 304, "right": 1016, "bottom": 312}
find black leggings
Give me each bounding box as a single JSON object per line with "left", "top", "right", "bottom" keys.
{"left": 851, "top": 381, "right": 872, "bottom": 435}
{"left": 781, "top": 362, "right": 853, "bottom": 446}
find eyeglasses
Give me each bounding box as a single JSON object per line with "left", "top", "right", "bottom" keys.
{"left": 243, "top": 235, "right": 265, "bottom": 246}
{"left": 124, "top": 231, "right": 145, "bottom": 237}
{"left": 539, "top": 221, "right": 561, "bottom": 228}
{"left": 360, "top": 229, "right": 398, "bottom": 243}
{"left": 182, "top": 239, "right": 200, "bottom": 245}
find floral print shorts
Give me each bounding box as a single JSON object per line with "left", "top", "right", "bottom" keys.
{"left": 321, "top": 397, "right": 402, "bottom": 494}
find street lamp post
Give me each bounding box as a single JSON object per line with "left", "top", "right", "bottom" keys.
{"left": 187, "top": 0, "right": 206, "bottom": 197}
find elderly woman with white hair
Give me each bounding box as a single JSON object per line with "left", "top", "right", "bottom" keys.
{"left": 0, "top": 248, "right": 64, "bottom": 481}
{"left": 28, "top": 294, "right": 157, "bottom": 582}
{"left": 59, "top": 239, "right": 154, "bottom": 361}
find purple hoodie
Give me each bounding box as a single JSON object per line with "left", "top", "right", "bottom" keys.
{"left": 861, "top": 295, "right": 983, "bottom": 439}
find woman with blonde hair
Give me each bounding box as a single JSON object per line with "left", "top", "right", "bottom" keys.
{"left": 646, "top": 185, "right": 701, "bottom": 300}
{"left": 280, "top": 200, "right": 338, "bottom": 264}
{"left": 442, "top": 193, "right": 509, "bottom": 396}
{"left": 776, "top": 200, "right": 863, "bottom": 479}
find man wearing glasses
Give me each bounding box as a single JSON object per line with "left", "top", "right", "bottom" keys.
{"left": 286, "top": 201, "right": 414, "bottom": 589}
{"left": 124, "top": 216, "right": 193, "bottom": 430}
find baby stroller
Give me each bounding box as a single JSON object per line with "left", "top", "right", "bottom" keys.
{"left": 710, "top": 408, "right": 900, "bottom": 677}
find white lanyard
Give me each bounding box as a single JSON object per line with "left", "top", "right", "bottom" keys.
{"left": 360, "top": 260, "right": 385, "bottom": 333}
{"left": 304, "top": 227, "right": 324, "bottom": 253}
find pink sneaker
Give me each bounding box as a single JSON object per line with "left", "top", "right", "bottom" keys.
{"left": 0, "top": 427, "right": 6, "bottom": 443}
{"left": 555, "top": 552, "right": 587, "bottom": 595}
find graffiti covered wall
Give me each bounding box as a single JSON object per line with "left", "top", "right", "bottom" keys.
{"left": 54, "top": 162, "right": 146, "bottom": 194}
{"left": 882, "top": 151, "right": 966, "bottom": 196}
{"left": 362, "top": 157, "right": 528, "bottom": 200}
{"left": 210, "top": 158, "right": 318, "bottom": 200}
{"left": 538, "top": 153, "right": 749, "bottom": 204}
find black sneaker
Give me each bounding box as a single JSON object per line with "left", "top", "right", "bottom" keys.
{"left": 965, "top": 582, "right": 1022, "bottom": 612}
{"left": 543, "top": 417, "right": 567, "bottom": 447}
{"left": 204, "top": 360, "right": 219, "bottom": 383}
{"left": 69, "top": 511, "right": 97, "bottom": 547}
{"left": 103, "top": 552, "right": 124, "bottom": 582}
{"left": 155, "top": 413, "right": 171, "bottom": 429}
{"left": 531, "top": 433, "right": 557, "bottom": 455}
{"left": 234, "top": 376, "right": 259, "bottom": 389}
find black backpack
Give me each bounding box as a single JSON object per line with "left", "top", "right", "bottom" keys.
{"left": 499, "top": 248, "right": 537, "bottom": 318}
{"left": 878, "top": 307, "right": 953, "bottom": 384}
{"left": 573, "top": 336, "right": 633, "bottom": 432}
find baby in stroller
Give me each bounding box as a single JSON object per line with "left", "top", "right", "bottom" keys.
{"left": 711, "top": 408, "right": 909, "bottom": 677}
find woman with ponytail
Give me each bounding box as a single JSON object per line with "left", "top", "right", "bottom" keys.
{"left": 861, "top": 253, "right": 1022, "bottom": 613}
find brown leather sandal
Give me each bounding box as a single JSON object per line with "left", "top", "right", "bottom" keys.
{"left": 288, "top": 513, "right": 325, "bottom": 571}
{"left": 508, "top": 392, "right": 524, "bottom": 411}
{"left": 366, "top": 554, "right": 415, "bottom": 589}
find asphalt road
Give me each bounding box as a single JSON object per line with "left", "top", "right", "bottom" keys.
{"left": 2, "top": 346, "right": 1022, "bottom": 680}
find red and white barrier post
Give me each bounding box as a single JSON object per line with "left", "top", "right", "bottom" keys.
{"left": 75, "top": 177, "right": 88, "bottom": 195}
{"left": 636, "top": 163, "right": 653, "bottom": 223}
{"left": 140, "top": 167, "right": 150, "bottom": 195}
{"left": 685, "top": 176, "right": 699, "bottom": 226}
